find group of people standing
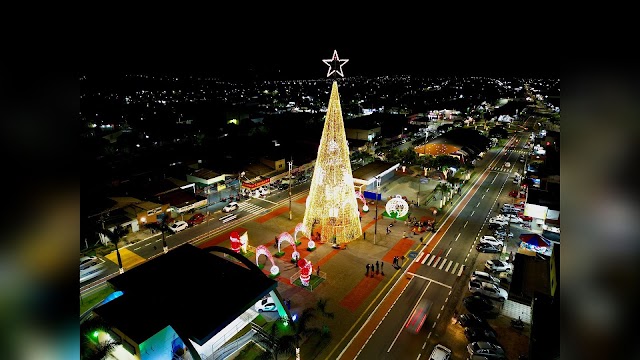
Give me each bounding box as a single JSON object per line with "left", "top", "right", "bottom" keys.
{"left": 365, "top": 261, "right": 384, "bottom": 277}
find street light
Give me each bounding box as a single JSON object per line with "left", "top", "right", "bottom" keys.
{"left": 288, "top": 160, "right": 293, "bottom": 220}
{"left": 374, "top": 176, "right": 381, "bottom": 245}
{"left": 238, "top": 171, "right": 245, "bottom": 198}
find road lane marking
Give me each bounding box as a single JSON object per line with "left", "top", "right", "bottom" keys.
{"left": 471, "top": 210, "right": 475, "bottom": 216}
{"left": 423, "top": 341, "right": 427, "bottom": 349}
{"left": 432, "top": 322, "right": 436, "bottom": 328}
{"left": 458, "top": 265, "right": 465, "bottom": 277}
{"left": 415, "top": 253, "right": 424, "bottom": 263}
{"left": 388, "top": 282, "right": 431, "bottom": 352}
{"left": 426, "top": 255, "right": 435, "bottom": 266}
{"left": 437, "top": 313, "right": 441, "bottom": 319}
{"left": 445, "top": 260, "right": 453, "bottom": 272}
{"left": 476, "top": 202, "right": 480, "bottom": 207}
{"left": 255, "top": 197, "right": 277, "bottom": 204}
{"left": 464, "top": 221, "right": 468, "bottom": 228}
{"left": 406, "top": 273, "right": 453, "bottom": 289}
{"left": 432, "top": 257, "right": 441, "bottom": 267}
{"left": 441, "top": 305, "right": 445, "bottom": 311}
{"left": 452, "top": 263, "right": 459, "bottom": 274}
{"left": 427, "top": 332, "right": 432, "bottom": 339}
{"left": 439, "top": 259, "right": 446, "bottom": 270}
{"left": 445, "top": 248, "right": 452, "bottom": 257}
{"left": 455, "top": 233, "right": 460, "bottom": 241}
{"left": 482, "top": 194, "right": 485, "bottom": 199}
{"left": 421, "top": 254, "right": 431, "bottom": 265}
{"left": 416, "top": 354, "right": 421, "bottom": 360}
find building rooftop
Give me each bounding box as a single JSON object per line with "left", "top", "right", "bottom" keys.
{"left": 190, "top": 168, "right": 221, "bottom": 180}
{"left": 352, "top": 160, "right": 399, "bottom": 183}
{"left": 158, "top": 188, "right": 206, "bottom": 209}
{"left": 94, "top": 244, "right": 277, "bottom": 345}
{"left": 508, "top": 253, "right": 552, "bottom": 305}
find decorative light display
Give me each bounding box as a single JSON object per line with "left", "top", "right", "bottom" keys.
{"left": 230, "top": 231, "right": 242, "bottom": 253}
{"left": 302, "top": 81, "right": 362, "bottom": 244}
{"left": 294, "top": 222, "right": 308, "bottom": 243}
{"left": 255, "top": 245, "right": 279, "bottom": 276}
{"left": 322, "top": 50, "right": 349, "bottom": 77}
{"left": 277, "top": 232, "right": 300, "bottom": 262}
{"left": 355, "top": 190, "right": 368, "bottom": 212}
{"left": 298, "top": 258, "right": 313, "bottom": 286}
{"left": 385, "top": 195, "right": 409, "bottom": 218}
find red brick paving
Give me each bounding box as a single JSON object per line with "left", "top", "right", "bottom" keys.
{"left": 197, "top": 227, "right": 248, "bottom": 249}
{"left": 381, "top": 238, "right": 414, "bottom": 264}
{"left": 339, "top": 275, "right": 384, "bottom": 312}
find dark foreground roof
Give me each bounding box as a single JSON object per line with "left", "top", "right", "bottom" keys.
{"left": 94, "top": 244, "right": 277, "bottom": 345}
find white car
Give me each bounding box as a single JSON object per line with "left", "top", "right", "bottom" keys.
{"left": 255, "top": 297, "right": 277, "bottom": 312}
{"left": 493, "top": 214, "right": 509, "bottom": 221}
{"left": 488, "top": 218, "right": 508, "bottom": 226}
{"left": 470, "top": 270, "right": 500, "bottom": 285}
{"left": 485, "top": 259, "right": 513, "bottom": 273}
{"left": 504, "top": 162, "right": 511, "bottom": 168}
{"left": 469, "top": 281, "right": 508, "bottom": 301}
{"left": 428, "top": 344, "right": 451, "bottom": 360}
{"left": 508, "top": 215, "right": 524, "bottom": 224}
{"left": 480, "top": 236, "right": 503, "bottom": 247}
{"left": 80, "top": 256, "right": 106, "bottom": 283}
{"left": 168, "top": 221, "right": 188, "bottom": 233}
{"left": 223, "top": 202, "right": 239, "bottom": 213}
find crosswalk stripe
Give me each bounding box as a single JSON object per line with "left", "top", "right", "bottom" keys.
{"left": 439, "top": 259, "right": 447, "bottom": 270}
{"left": 426, "top": 255, "right": 435, "bottom": 266}
{"left": 238, "top": 202, "right": 266, "bottom": 214}
{"left": 421, "top": 253, "right": 430, "bottom": 264}
{"left": 452, "top": 263, "right": 459, "bottom": 274}
{"left": 432, "top": 257, "right": 441, "bottom": 267}
{"left": 415, "top": 253, "right": 424, "bottom": 263}
{"left": 445, "top": 260, "right": 453, "bottom": 272}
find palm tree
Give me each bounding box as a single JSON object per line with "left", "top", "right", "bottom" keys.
{"left": 81, "top": 316, "right": 121, "bottom": 360}
{"left": 97, "top": 225, "right": 126, "bottom": 274}
{"left": 278, "top": 307, "right": 320, "bottom": 360}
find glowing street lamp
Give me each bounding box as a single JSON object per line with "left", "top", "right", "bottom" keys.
{"left": 374, "top": 176, "right": 381, "bottom": 245}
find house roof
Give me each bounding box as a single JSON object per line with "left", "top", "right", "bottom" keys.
{"left": 191, "top": 168, "right": 221, "bottom": 180}
{"left": 158, "top": 188, "right": 205, "bottom": 209}
{"left": 94, "top": 244, "right": 277, "bottom": 345}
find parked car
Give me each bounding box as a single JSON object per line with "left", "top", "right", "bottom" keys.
{"left": 168, "top": 221, "right": 188, "bottom": 233}
{"left": 464, "top": 327, "right": 498, "bottom": 343}
{"left": 463, "top": 296, "right": 494, "bottom": 314}
{"left": 519, "top": 214, "right": 533, "bottom": 221}
{"left": 187, "top": 213, "right": 205, "bottom": 227}
{"left": 468, "top": 355, "right": 505, "bottom": 360}
{"left": 480, "top": 236, "right": 503, "bottom": 247}
{"left": 488, "top": 218, "right": 508, "bottom": 226}
{"left": 468, "top": 281, "right": 508, "bottom": 301}
{"left": 471, "top": 271, "right": 499, "bottom": 285}
{"left": 223, "top": 202, "right": 239, "bottom": 213}
{"left": 487, "top": 223, "right": 501, "bottom": 231}
{"left": 428, "top": 344, "right": 451, "bottom": 360}
{"left": 493, "top": 229, "right": 513, "bottom": 238}
{"left": 504, "top": 162, "right": 511, "bottom": 168}
{"left": 255, "top": 297, "right": 277, "bottom": 312}
{"left": 498, "top": 271, "right": 512, "bottom": 284}
{"left": 467, "top": 341, "right": 505, "bottom": 358}
{"left": 485, "top": 259, "right": 513, "bottom": 273}
{"left": 507, "top": 215, "right": 524, "bottom": 224}
{"left": 80, "top": 256, "right": 99, "bottom": 271}
{"left": 508, "top": 190, "right": 519, "bottom": 197}
{"left": 476, "top": 243, "right": 501, "bottom": 253}
{"left": 458, "top": 313, "right": 489, "bottom": 328}
{"left": 80, "top": 257, "right": 106, "bottom": 283}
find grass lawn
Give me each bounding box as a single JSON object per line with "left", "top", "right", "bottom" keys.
{"left": 80, "top": 286, "right": 115, "bottom": 315}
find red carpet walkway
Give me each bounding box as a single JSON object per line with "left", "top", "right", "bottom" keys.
{"left": 381, "top": 238, "right": 414, "bottom": 264}
{"left": 339, "top": 275, "right": 384, "bottom": 312}
{"left": 254, "top": 206, "right": 288, "bottom": 223}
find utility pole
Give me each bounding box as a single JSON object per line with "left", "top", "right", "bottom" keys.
{"left": 288, "top": 160, "right": 293, "bottom": 220}
{"left": 374, "top": 176, "right": 381, "bottom": 245}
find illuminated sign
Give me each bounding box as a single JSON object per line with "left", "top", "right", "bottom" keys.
{"left": 242, "top": 178, "right": 270, "bottom": 189}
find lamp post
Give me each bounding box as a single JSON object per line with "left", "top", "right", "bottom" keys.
{"left": 374, "top": 176, "right": 381, "bottom": 245}
{"left": 288, "top": 160, "right": 293, "bottom": 220}
{"left": 238, "top": 171, "right": 245, "bottom": 198}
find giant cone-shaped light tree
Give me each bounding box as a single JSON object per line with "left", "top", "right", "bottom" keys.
{"left": 303, "top": 80, "right": 362, "bottom": 244}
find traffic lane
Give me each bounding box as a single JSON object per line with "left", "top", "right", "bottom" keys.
{"left": 356, "top": 276, "right": 451, "bottom": 360}
{"left": 386, "top": 276, "right": 452, "bottom": 360}
{"left": 355, "top": 276, "right": 431, "bottom": 359}
{"left": 427, "top": 171, "right": 509, "bottom": 264}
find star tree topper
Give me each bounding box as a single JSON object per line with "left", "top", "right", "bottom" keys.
{"left": 322, "top": 50, "right": 349, "bottom": 77}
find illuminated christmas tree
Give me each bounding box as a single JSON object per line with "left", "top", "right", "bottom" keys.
{"left": 303, "top": 77, "right": 362, "bottom": 244}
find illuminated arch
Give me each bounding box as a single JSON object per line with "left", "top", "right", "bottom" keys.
{"left": 277, "top": 232, "right": 300, "bottom": 262}
{"left": 294, "top": 222, "right": 309, "bottom": 243}
{"left": 355, "top": 190, "right": 369, "bottom": 212}
{"left": 255, "top": 245, "right": 280, "bottom": 276}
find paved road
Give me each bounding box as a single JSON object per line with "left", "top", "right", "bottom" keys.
{"left": 346, "top": 121, "right": 534, "bottom": 360}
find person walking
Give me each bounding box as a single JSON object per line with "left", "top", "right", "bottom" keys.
{"left": 403, "top": 231, "right": 407, "bottom": 238}
{"left": 376, "top": 261, "right": 379, "bottom": 273}
{"left": 380, "top": 261, "right": 384, "bottom": 273}
{"left": 363, "top": 232, "right": 366, "bottom": 240}
{"left": 366, "top": 263, "right": 370, "bottom": 275}
{"left": 317, "top": 266, "right": 320, "bottom": 277}
{"left": 370, "top": 264, "right": 375, "bottom": 277}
